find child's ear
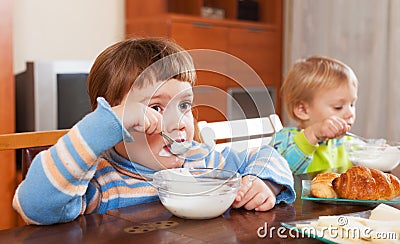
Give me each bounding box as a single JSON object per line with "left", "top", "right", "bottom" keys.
{"left": 293, "top": 102, "right": 310, "bottom": 120}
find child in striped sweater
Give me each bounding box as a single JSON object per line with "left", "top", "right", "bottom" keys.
{"left": 13, "top": 37, "right": 295, "bottom": 225}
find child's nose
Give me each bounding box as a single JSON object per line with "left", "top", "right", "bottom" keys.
{"left": 343, "top": 107, "right": 355, "bottom": 123}
{"left": 163, "top": 110, "right": 186, "bottom": 133}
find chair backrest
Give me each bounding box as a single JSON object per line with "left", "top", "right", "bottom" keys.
{"left": 0, "top": 129, "right": 69, "bottom": 179}
{"left": 197, "top": 114, "right": 283, "bottom": 152}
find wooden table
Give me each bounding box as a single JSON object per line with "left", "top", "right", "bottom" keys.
{"left": 0, "top": 171, "right": 398, "bottom": 243}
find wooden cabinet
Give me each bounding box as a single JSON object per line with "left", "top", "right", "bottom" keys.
{"left": 170, "top": 22, "right": 229, "bottom": 51}
{"left": 170, "top": 21, "right": 230, "bottom": 90}
{"left": 0, "top": 0, "right": 17, "bottom": 230}
{"left": 228, "top": 27, "right": 281, "bottom": 86}
{"left": 125, "top": 0, "right": 283, "bottom": 122}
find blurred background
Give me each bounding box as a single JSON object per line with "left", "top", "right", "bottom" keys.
{"left": 11, "top": 0, "right": 400, "bottom": 141}
{"left": 1, "top": 0, "right": 399, "bottom": 229}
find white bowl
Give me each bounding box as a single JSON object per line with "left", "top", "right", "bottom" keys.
{"left": 344, "top": 139, "right": 400, "bottom": 172}
{"left": 152, "top": 168, "right": 241, "bottom": 219}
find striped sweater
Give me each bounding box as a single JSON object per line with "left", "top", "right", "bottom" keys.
{"left": 13, "top": 97, "right": 296, "bottom": 225}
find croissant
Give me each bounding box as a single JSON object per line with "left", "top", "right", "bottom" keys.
{"left": 332, "top": 166, "right": 400, "bottom": 200}
{"left": 310, "top": 172, "right": 340, "bottom": 198}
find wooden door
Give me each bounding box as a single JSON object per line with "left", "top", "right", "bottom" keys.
{"left": 0, "top": 0, "right": 17, "bottom": 229}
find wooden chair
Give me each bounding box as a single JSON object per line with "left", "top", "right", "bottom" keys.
{"left": 197, "top": 114, "right": 283, "bottom": 152}
{"left": 0, "top": 114, "right": 282, "bottom": 177}
{"left": 0, "top": 129, "right": 69, "bottom": 179}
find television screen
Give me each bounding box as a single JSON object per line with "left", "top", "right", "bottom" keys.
{"left": 57, "top": 73, "right": 91, "bottom": 129}
{"left": 15, "top": 61, "right": 93, "bottom": 132}
{"left": 227, "top": 86, "right": 276, "bottom": 120}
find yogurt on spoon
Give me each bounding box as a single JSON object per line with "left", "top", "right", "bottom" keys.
{"left": 159, "top": 131, "right": 191, "bottom": 155}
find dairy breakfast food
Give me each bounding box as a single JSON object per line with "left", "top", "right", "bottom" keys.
{"left": 159, "top": 147, "right": 172, "bottom": 157}
{"left": 349, "top": 146, "right": 400, "bottom": 171}
{"left": 295, "top": 204, "right": 400, "bottom": 243}
{"left": 160, "top": 185, "right": 236, "bottom": 219}
{"left": 153, "top": 168, "right": 241, "bottom": 219}
{"left": 170, "top": 141, "right": 191, "bottom": 155}
{"left": 370, "top": 203, "right": 400, "bottom": 221}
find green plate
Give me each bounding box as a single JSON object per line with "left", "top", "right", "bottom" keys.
{"left": 301, "top": 180, "right": 400, "bottom": 205}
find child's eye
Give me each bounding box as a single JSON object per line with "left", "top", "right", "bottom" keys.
{"left": 151, "top": 105, "right": 163, "bottom": 113}
{"left": 179, "top": 102, "right": 192, "bottom": 111}
{"left": 334, "top": 106, "right": 343, "bottom": 110}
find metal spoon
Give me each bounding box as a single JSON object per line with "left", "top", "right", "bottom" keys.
{"left": 159, "top": 131, "right": 191, "bottom": 155}
{"left": 345, "top": 132, "right": 368, "bottom": 142}
{"left": 346, "top": 132, "right": 388, "bottom": 146}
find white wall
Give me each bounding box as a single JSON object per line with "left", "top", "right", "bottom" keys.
{"left": 13, "top": 0, "right": 125, "bottom": 73}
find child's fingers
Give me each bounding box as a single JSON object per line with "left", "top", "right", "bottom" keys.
{"left": 332, "top": 117, "right": 350, "bottom": 134}
{"left": 145, "top": 113, "right": 161, "bottom": 134}
{"left": 232, "top": 176, "right": 256, "bottom": 208}
{"left": 253, "top": 195, "right": 276, "bottom": 211}
{"left": 232, "top": 189, "right": 254, "bottom": 208}
{"left": 143, "top": 109, "right": 162, "bottom": 135}
{"left": 144, "top": 118, "right": 156, "bottom": 134}
{"left": 241, "top": 192, "right": 265, "bottom": 210}
{"left": 132, "top": 116, "right": 150, "bottom": 133}
{"left": 321, "top": 118, "right": 348, "bottom": 139}
{"left": 241, "top": 190, "right": 275, "bottom": 211}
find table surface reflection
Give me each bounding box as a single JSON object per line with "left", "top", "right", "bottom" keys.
{"left": 1, "top": 168, "right": 399, "bottom": 243}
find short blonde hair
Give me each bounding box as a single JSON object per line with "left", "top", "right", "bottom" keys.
{"left": 282, "top": 56, "right": 358, "bottom": 121}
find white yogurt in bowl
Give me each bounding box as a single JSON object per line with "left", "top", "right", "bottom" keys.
{"left": 152, "top": 168, "right": 241, "bottom": 219}
{"left": 345, "top": 139, "right": 400, "bottom": 172}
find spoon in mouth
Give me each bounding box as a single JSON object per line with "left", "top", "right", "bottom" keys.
{"left": 159, "top": 131, "right": 191, "bottom": 155}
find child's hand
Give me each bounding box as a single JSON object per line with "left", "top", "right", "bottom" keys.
{"left": 231, "top": 175, "right": 277, "bottom": 211}
{"left": 112, "top": 102, "right": 162, "bottom": 135}
{"left": 304, "top": 116, "right": 350, "bottom": 144}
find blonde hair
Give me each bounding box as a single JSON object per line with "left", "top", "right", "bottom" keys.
{"left": 87, "top": 37, "right": 196, "bottom": 110}
{"left": 282, "top": 56, "right": 358, "bottom": 121}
